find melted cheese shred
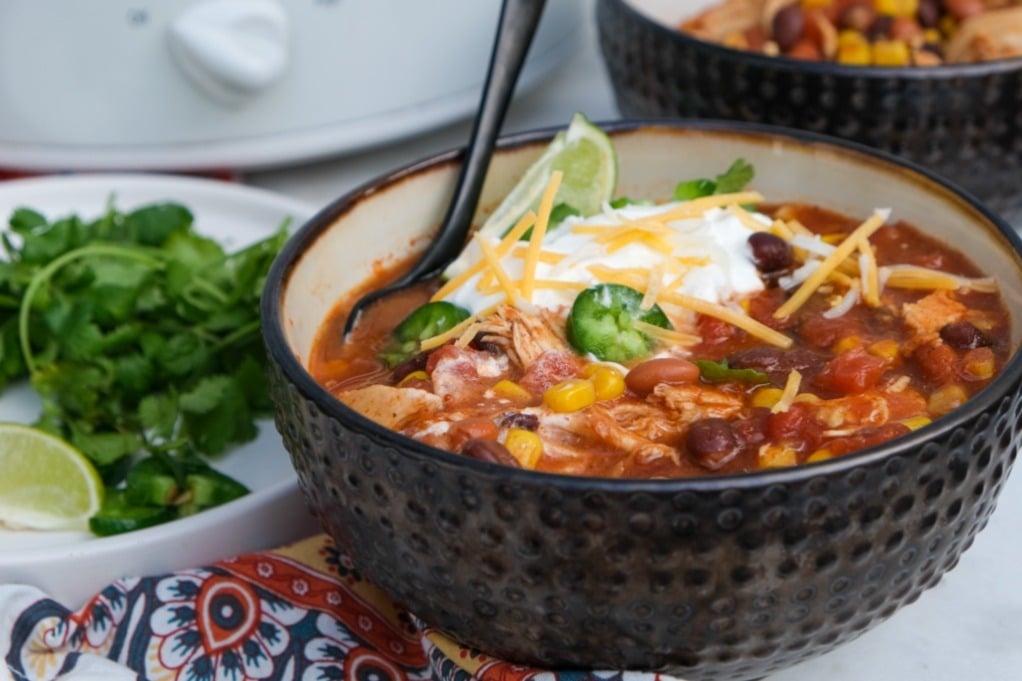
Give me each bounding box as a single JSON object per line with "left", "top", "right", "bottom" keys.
{"left": 771, "top": 370, "right": 803, "bottom": 414}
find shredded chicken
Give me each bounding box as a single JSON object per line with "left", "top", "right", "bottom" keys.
{"left": 947, "top": 7, "right": 1022, "bottom": 63}
{"left": 585, "top": 402, "right": 683, "bottom": 464}
{"left": 474, "top": 304, "right": 570, "bottom": 369}
{"left": 339, "top": 385, "right": 442, "bottom": 430}
{"left": 901, "top": 290, "right": 967, "bottom": 348}
{"left": 651, "top": 383, "right": 745, "bottom": 422}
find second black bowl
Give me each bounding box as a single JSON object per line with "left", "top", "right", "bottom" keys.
{"left": 595, "top": 0, "right": 1022, "bottom": 222}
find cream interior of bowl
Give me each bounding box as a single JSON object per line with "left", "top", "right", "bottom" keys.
{"left": 280, "top": 127, "right": 1022, "bottom": 369}
{"left": 627, "top": 0, "right": 720, "bottom": 26}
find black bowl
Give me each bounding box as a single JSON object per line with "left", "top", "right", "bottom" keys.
{"left": 595, "top": 0, "right": 1022, "bottom": 223}
{"left": 262, "top": 120, "right": 1022, "bottom": 680}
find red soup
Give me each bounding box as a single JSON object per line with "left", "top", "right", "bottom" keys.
{"left": 310, "top": 195, "right": 1009, "bottom": 479}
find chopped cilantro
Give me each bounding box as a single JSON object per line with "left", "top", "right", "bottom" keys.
{"left": 0, "top": 199, "right": 291, "bottom": 535}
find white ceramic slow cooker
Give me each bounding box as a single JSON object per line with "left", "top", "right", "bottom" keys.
{"left": 0, "top": 0, "right": 585, "bottom": 171}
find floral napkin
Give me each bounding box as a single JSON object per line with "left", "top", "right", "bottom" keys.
{"left": 0, "top": 534, "right": 665, "bottom": 681}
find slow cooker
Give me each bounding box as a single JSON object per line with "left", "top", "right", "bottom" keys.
{"left": 0, "top": 0, "right": 585, "bottom": 171}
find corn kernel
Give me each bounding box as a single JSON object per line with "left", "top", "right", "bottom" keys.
{"left": 821, "top": 233, "right": 846, "bottom": 244}
{"left": 832, "top": 335, "right": 862, "bottom": 354}
{"left": 838, "top": 30, "right": 869, "bottom": 48}
{"left": 758, "top": 444, "right": 798, "bottom": 469}
{"left": 868, "top": 339, "right": 900, "bottom": 362}
{"left": 922, "top": 28, "right": 941, "bottom": 44}
{"left": 723, "top": 31, "right": 748, "bottom": 49}
{"left": 837, "top": 41, "right": 872, "bottom": 66}
{"left": 872, "top": 40, "right": 911, "bottom": 67}
{"left": 493, "top": 379, "right": 532, "bottom": 401}
{"left": 397, "top": 370, "right": 429, "bottom": 387}
{"left": 544, "top": 378, "right": 596, "bottom": 413}
{"left": 873, "top": 0, "right": 918, "bottom": 17}
{"left": 806, "top": 448, "right": 833, "bottom": 463}
{"left": 899, "top": 415, "right": 932, "bottom": 431}
{"left": 964, "top": 358, "right": 995, "bottom": 380}
{"left": 505, "top": 428, "right": 543, "bottom": 469}
{"left": 752, "top": 387, "right": 785, "bottom": 409}
{"left": 927, "top": 383, "right": 968, "bottom": 416}
{"left": 583, "top": 365, "right": 626, "bottom": 401}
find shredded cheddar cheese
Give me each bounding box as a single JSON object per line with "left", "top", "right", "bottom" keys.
{"left": 774, "top": 212, "right": 887, "bottom": 319}
{"left": 419, "top": 303, "right": 501, "bottom": 351}
{"left": 658, "top": 290, "right": 793, "bottom": 348}
{"left": 771, "top": 370, "right": 803, "bottom": 413}
{"left": 519, "top": 171, "right": 563, "bottom": 302}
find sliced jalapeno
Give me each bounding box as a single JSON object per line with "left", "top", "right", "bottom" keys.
{"left": 566, "top": 283, "right": 671, "bottom": 362}
{"left": 379, "top": 301, "right": 471, "bottom": 367}
{"left": 89, "top": 490, "right": 177, "bottom": 537}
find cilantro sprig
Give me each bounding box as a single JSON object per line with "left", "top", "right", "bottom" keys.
{"left": 0, "top": 199, "right": 290, "bottom": 535}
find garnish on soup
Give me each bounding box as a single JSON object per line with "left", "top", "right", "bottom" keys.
{"left": 310, "top": 122, "right": 1008, "bottom": 478}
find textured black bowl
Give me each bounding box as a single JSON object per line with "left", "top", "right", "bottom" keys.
{"left": 595, "top": 0, "right": 1022, "bottom": 223}
{"left": 263, "top": 120, "right": 1022, "bottom": 681}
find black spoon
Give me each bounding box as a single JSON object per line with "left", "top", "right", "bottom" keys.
{"left": 342, "top": 0, "right": 548, "bottom": 340}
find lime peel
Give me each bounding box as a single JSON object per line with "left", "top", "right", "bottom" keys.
{"left": 444, "top": 112, "right": 617, "bottom": 280}
{"left": 0, "top": 423, "right": 104, "bottom": 531}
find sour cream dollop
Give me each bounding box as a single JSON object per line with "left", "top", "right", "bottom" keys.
{"left": 441, "top": 200, "right": 767, "bottom": 315}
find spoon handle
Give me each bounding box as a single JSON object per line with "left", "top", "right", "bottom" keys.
{"left": 342, "top": 0, "right": 547, "bottom": 339}
{"left": 404, "top": 0, "right": 548, "bottom": 282}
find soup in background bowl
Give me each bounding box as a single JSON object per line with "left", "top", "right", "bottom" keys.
{"left": 262, "top": 120, "right": 1022, "bottom": 680}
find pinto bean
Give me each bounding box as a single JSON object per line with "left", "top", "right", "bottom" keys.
{"left": 462, "top": 438, "right": 521, "bottom": 467}
{"left": 625, "top": 357, "right": 700, "bottom": 395}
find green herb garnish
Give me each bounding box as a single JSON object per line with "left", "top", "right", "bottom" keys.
{"left": 0, "top": 200, "right": 290, "bottom": 535}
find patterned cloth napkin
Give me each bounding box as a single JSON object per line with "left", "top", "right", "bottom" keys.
{"left": 0, "top": 534, "right": 663, "bottom": 681}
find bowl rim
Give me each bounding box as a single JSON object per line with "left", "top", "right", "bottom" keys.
{"left": 601, "top": 0, "right": 1022, "bottom": 79}
{"left": 263, "top": 117, "right": 1022, "bottom": 492}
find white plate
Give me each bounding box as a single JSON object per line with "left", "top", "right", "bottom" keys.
{"left": 0, "top": 174, "right": 322, "bottom": 605}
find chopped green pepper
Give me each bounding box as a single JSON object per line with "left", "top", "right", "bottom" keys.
{"left": 89, "top": 490, "right": 177, "bottom": 536}
{"left": 695, "top": 359, "right": 769, "bottom": 385}
{"left": 378, "top": 301, "right": 471, "bottom": 367}
{"left": 566, "top": 283, "right": 671, "bottom": 362}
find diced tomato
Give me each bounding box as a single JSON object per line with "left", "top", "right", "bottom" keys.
{"left": 746, "top": 289, "right": 794, "bottom": 330}
{"left": 697, "top": 314, "right": 738, "bottom": 345}
{"left": 883, "top": 388, "right": 928, "bottom": 421}
{"left": 768, "top": 404, "right": 823, "bottom": 452}
{"left": 912, "top": 341, "right": 958, "bottom": 385}
{"left": 519, "top": 350, "right": 583, "bottom": 395}
{"left": 814, "top": 346, "right": 887, "bottom": 395}
{"left": 799, "top": 314, "right": 862, "bottom": 349}
{"left": 448, "top": 416, "right": 501, "bottom": 451}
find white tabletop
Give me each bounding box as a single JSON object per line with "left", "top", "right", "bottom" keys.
{"left": 244, "top": 12, "right": 1022, "bottom": 681}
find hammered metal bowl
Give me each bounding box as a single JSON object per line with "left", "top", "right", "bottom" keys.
{"left": 595, "top": 0, "right": 1022, "bottom": 223}
{"left": 262, "top": 120, "right": 1022, "bottom": 681}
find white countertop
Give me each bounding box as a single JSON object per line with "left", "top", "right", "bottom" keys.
{"left": 245, "top": 12, "right": 1022, "bottom": 681}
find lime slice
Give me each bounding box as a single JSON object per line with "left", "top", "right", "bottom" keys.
{"left": 0, "top": 423, "right": 104, "bottom": 531}
{"left": 444, "top": 112, "right": 617, "bottom": 279}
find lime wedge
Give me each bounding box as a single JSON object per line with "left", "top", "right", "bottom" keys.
{"left": 445, "top": 112, "right": 617, "bottom": 279}
{"left": 0, "top": 423, "right": 104, "bottom": 531}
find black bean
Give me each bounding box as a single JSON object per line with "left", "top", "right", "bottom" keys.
{"left": 730, "top": 346, "right": 830, "bottom": 383}
{"left": 917, "top": 0, "right": 940, "bottom": 28}
{"left": 462, "top": 438, "right": 521, "bottom": 467}
{"left": 391, "top": 351, "right": 430, "bottom": 382}
{"left": 469, "top": 332, "right": 503, "bottom": 355}
{"left": 772, "top": 3, "right": 807, "bottom": 52}
{"left": 939, "top": 321, "right": 991, "bottom": 349}
{"left": 497, "top": 412, "right": 540, "bottom": 431}
{"left": 687, "top": 418, "right": 741, "bottom": 470}
{"left": 748, "top": 232, "right": 794, "bottom": 273}
{"left": 866, "top": 15, "right": 893, "bottom": 41}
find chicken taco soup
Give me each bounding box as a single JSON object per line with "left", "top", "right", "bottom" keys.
{"left": 309, "top": 132, "right": 1009, "bottom": 479}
